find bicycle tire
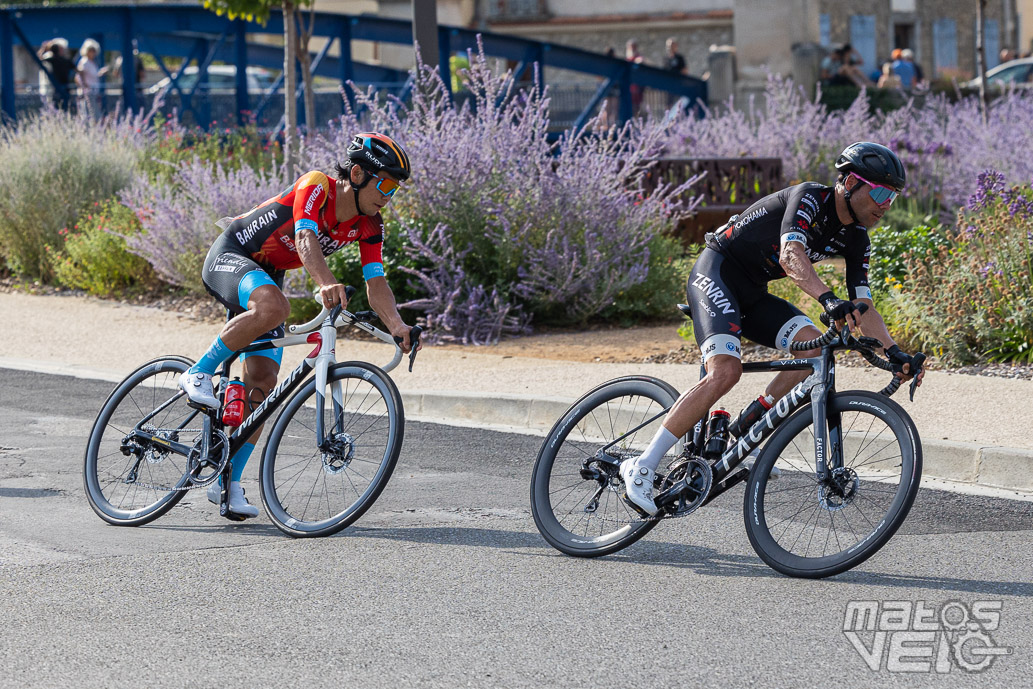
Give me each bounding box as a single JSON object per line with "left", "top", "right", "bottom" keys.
{"left": 83, "top": 356, "right": 197, "bottom": 526}
{"left": 260, "top": 361, "right": 404, "bottom": 538}
{"left": 530, "top": 376, "right": 679, "bottom": 557}
{"left": 743, "top": 390, "right": 922, "bottom": 578}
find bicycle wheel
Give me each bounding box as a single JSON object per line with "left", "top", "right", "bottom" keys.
{"left": 260, "top": 361, "right": 404, "bottom": 537}
{"left": 530, "top": 376, "right": 679, "bottom": 557}
{"left": 83, "top": 356, "right": 199, "bottom": 526}
{"left": 744, "top": 390, "right": 922, "bottom": 578}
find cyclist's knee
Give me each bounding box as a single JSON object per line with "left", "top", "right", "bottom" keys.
{"left": 248, "top": 285, "right": 291, "bottom": 327}
{"left": 791, "top": 325, "right": 823, "bottom": 358}
{"left": 242, "top": 358, "right": 279, "bottom": 396}
{"left": 704, "top": 354, "right": 742, "bottom": 394}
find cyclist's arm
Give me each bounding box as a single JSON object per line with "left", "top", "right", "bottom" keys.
{"left": 366, "top": 276, "right": 415, "bottom": 351}
{"left": 778, "top": 186, "right": 839, "bottom": 301}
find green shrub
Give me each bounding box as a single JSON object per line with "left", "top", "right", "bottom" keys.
{"left": 891, "top": 172, "right": 1033, "bottom": 363}
{"left": 49, "top": 200, "right": 155, "bottom": 296}
{"left": 141, "top": 118, "right": 280, "bottom": 185}
{"left": 0, "top": 109, "right": 149, "bottom": 279}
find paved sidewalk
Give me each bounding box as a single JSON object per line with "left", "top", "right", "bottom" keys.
{"left": 3, "top": 291, "right": 1032, "bottom": 495}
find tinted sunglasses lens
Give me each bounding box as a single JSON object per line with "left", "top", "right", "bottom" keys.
{"left": 376, "top": 177, "right": 398, "bottom": 196}
{"left": 868, "top": 186, "right": 896, "bottom": 205}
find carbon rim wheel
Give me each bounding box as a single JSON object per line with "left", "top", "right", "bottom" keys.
{"left": 83, "top": 356, "right": 198, "bottom": 526}
{"left": 744, "top": 391, "right": 922, "bottom": 578}
{"left": 260, "top": 363, "right": 403, "bottom": 538}
{"left": 530, "top": 376, "right": 678, "bottom": 557}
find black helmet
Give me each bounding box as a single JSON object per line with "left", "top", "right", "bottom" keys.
{"left": 835, "top": 141, "right": 906, "bottom": 190}
{"left": 346, "top": 132, "right": 411, "bottom": 182}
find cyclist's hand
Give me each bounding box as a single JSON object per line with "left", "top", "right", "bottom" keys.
{"left": 319, "top": 283, "right": 349, "bottom": 310}
{"left": 390, "top": 323, "right": 422, "bottom": 354}
{"left": 818, "top": 291, "right": 861, "bottom": 330}
{"left": 886, "top": 345, "right": 924, "bottom": 387}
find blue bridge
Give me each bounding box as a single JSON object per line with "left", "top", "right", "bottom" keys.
{"left": 0, "top": 2, "right": 706, "bottom": 131}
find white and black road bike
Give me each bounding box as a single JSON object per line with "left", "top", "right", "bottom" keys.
{"left": 84, "top": 287, "right": 421, "bottom": 537}
{"left": 530, "top": 304, "right": 925, "bottom": 578}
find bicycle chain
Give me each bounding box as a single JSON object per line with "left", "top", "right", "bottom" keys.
{"left": 124, "top": 429, "right": 229, "bottom": 493}
{"left": 595, "top": 455, "right": 725, "bottom": 525}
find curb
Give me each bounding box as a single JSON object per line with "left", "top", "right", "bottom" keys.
{"left": 404, "top": 389, "right": 1033, "bottom": 498}
{"left": 3, "top": 358, "right": 1032, "bottom": 498}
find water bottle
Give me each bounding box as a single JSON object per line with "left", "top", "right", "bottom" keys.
{"left": 728, "top": 395, "right": 775, "bottom": 438}
{"left": 221, "top": 378, "right": 246, "bottom": 427}
{"left": 703, "top": 409, "right": 731, "bottom": 460}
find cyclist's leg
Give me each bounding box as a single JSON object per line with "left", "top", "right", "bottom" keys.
{"left": 194, "top": 236, "right": 290, "bottom": 373}
{"left": 631, "top": 248, "right": 747, "bottom": 472}
{"left": 740, "top": 293, "right": 822, "bottom": 401}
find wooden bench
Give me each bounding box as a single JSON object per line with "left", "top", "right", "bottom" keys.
{"left": 643, "top": 157, "right": 783, "bottom": 246}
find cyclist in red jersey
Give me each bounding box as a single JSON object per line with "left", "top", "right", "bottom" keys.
{"left": 178, "top": 132, "right": 418, "bottom": 518}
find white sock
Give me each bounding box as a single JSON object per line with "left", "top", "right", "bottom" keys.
{"left": 635, "top": 427, "right": 679, "bottom": 472}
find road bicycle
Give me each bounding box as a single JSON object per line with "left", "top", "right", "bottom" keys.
{"left": 530, "top": 304, "right": 925, "bottom": 578}
{"left": 83, "top": 288, "right": 421, "bottom": 537}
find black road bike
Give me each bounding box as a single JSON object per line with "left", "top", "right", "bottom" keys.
{"left": 84, "top": 288, "right": 421, "bottom": 537}
{"left": 530, "top": 304, "right": 925, "bottom": 578}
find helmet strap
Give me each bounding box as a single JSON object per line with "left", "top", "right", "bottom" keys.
{"left": 843, "top": 186, "right": 862, "bottom": 225}
{"left": 349, "top": 166, "right": 374, "bottom": 216}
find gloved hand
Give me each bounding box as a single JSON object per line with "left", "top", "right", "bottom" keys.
{"left": 885, "top": 345, "right": 916, "bottom": 376}
{"left": 818, "top": 291, "right": 858, "bottom": 323}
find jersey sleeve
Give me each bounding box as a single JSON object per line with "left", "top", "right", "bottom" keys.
{"left": 780, "top": 186, "right": 824, "bottom": 248}
{"left": 358, "top": 214, "right": 385, "bottom": 281}
{"left": 291, "top": 171, "right": 331, "bottom": 238}
{"left": 844, "top": 229, "right": 872, "bottom": 301}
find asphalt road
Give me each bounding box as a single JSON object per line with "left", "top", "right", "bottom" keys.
{"left": 1, "top": 367, "right": 1032, "bottom": 688}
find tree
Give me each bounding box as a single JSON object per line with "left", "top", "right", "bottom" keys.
{"left": 976, "top": 0, "right": 989, "bottom": 125}
{"left": 202, "top": 0, "right": 315, "bottom": 178}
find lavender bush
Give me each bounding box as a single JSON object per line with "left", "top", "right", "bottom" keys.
{"left": 117, "top": 158, "right": 286, "bottom": 292}
{"left": 310, "top": 42, "right": 698, "bottom": 343}
{"left": 0, "top": 106, "right": 154, "bottom": 279}
{"left": 665, "top": 76, "right": 1033, "bottom": 213}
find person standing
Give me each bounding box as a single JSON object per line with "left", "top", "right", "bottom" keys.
{"left": 664, "top": 37, "right": 688, "bottom": 110}
{"left": 75, "top": 38, "right": 112, "bottom": 119}
{"left": 626, "top": 39, "right": 645, "bottom": 116}
{"left": 37, "top": 38, "right": 76, "bottom": 111}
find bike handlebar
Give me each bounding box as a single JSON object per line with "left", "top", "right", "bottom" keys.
{"left": 286, "top": 286, "right": 421, "bottom": 373}
{"left": 790, "top": 303, "right": 925, "bottom": 400}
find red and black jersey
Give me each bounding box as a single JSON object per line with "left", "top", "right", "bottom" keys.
{"left": 222, "top": 170, "right": 385, "bottom": 276}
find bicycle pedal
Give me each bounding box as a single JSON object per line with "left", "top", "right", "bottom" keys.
{"left": 621, "top": 490, "right": 657, "bottom": 518}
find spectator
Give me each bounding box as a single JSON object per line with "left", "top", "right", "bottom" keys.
{"left": 75, "top": 38, "right": 113, "bottom": 119}
{"left": 892, "top": 49, "right": 916, "bottom": 90}
{"left": 877, "top": 62, "right": 902, "bottom": 89}
{"left": 821, "top": 45, "right": 872, "bottom": 88}
{"left": 37, "top": 37, "right": 75, "bottom": 111}
{"left": 598, "top": 46, "right": 619, "bottom": 129}
{"left": 664, "top": 37, "right": 688, "bottom": 109}
{"left": 999, "top": 48, "right": 1017, "bottom": 64}
{"left": 626, "top": 39, "right": 645, "bottom": 116}
{"left": 820, "top": 46, "right": 848, "bottom": 86}
{"left": 900, "top": 49, "right": 926, "bottom": 91}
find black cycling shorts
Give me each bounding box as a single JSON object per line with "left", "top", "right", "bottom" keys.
{"left": 201, "top": 232, "right": 287, "bottom": 365}
{"left": 686, "top": 248, "right": 815, "bottom": 363}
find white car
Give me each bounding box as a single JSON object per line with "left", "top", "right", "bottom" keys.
{"left": 963, "top": 57, "right": 1033, "bottom": 90}
{"left": 145, "top": 65, "right": 276, "bottom": 95}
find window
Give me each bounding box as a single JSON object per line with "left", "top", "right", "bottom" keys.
{"left": 933, "top": 19, "right": 958, "bottom": 73}
{"left": 849, "top": 15, "right": 877, "bottom": 73}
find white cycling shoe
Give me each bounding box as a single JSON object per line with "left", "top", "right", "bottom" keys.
{"left": 207, "top": 480, "right": 260, "bottom": 519}
{"left": 179, "top": 370, "right": 220, "bottom": 409}
{"left": 620, "top": 458, "right": 659, "bottom": 516}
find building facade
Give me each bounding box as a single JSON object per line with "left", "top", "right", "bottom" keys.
{"left": 818, "top": 0, "right": 1020, "bottom": 80}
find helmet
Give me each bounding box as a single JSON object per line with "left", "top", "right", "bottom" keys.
{"left": 346, "top": 132, "right": 411, "bottom": 182}
{"left": 835, "top": 142, "right": 906, "bottom": 190}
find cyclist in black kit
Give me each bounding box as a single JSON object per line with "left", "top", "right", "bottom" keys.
{"left": 621, "top": 142, "right": 925, "bottom": 515}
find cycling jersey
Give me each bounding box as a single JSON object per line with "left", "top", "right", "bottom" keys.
{"left": 220, "top": 170, "right": 385, "bottom": 280}
{"left": 706, "top": 182, "right": 872, "bottom": 301}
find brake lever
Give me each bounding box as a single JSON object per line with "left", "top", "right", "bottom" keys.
{"left": 908, "top": 353, "right": 926, "bottom": 402}
{"left": 394, "top": 325, "right": 424, "bottom": 372}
